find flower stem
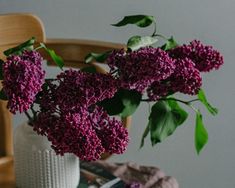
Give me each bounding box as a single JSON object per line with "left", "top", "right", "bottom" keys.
{"left": 152, "top": 33, "right": 168, "bottom": 40}
{"left": 24, "top": 111, "right": 31, "bottom": 120}
{"left": 24, "top": 111, "right": 33, "bottom": 126}
{"left": 151, "top": 22, "right": 157, "bottom": 37}
{"left": 141, "top": 98, "right": 199, "bottom": 104}
{"left": 34, "top": 45, "right": 43, "bottom": 51}
{"left": 141, "top": 97, "right": 199, "bottom": 113}
{"left": 165, "top": 98, "right": 199, "bottom": 105}
{"left": 164, "top": 98, "right": 199, "bottom": 113}
{"left": 151, "top": 21, "right": 168, "bottom": 40}
{"left": 147, "top": 102, "right": 151, "bottom": 115}
{"left": 30, "top": 105, "right": 37, "bottom": 120}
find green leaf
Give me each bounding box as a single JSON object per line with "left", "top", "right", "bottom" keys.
{"left": 85, "top": 51, "right": 111, "bottom": 64}
{"left": 80, "top": 66, "right": 97, "bottom": 73}
{"left": 0, "top": 89, "right": 8, "bottom": 100}
{"left": 127, "top": 36, "right": 158, "bottom": 51}
{"left": 98, "top": 89, "right": 142, "bottom": 117}
{"left": 98, "top": 94, "right": 125, "bottom": 116}
{"left": 195, "top": 111, "right": 208, "bottom": 154}
{"left": 161, "top": 37, "right": 178, "bottom": 51}
{"left": 198, "top": 89, "right": 218, "bottom": 115}
{"left": 0, "top": 59, "right": 4, "bottom": 80}
{"left": 140, "top": 123, "right": 150, "bottom": 148}
{"left": 168, "top": 100, "right": 188, "bottom": 125}
{"left": 3, "top": 37, "right": 35, "bottom": 56}
{"left": 120, "top": 89, "right": 142, "bottom": 117}
{"left": 40, "top": 43, "right": 64, "bottom": 70}
{"left": 112, "top": 15, "right": 155, "bottom": 28}
{"left": 148, "top": 100, "right": 188, "bottom": 146}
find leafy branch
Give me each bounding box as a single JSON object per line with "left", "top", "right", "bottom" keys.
{"left": 139, "top": 88, "right": 216, "bottom": 154}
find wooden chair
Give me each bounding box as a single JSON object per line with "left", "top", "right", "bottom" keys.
{"left": 0, "top": 13, "right": 131, "bottom": 187}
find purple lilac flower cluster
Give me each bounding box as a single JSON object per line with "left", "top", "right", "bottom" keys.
{"left": 147, "top": 58, "right": 202, "bottom": 100}
{"left": 55, "top": 70, "right": 118, "bottom": 111}
{"left": 33, "top": 70, "right": 129, "bottom": 161}
{"left": 33, "top": 110, "right": 105, "bottom": 161}
{"left": 146, "top": 40, "right": 223, "bottom": 100}
{"left": 2, "top": 50, "right": 45, "bottom": 113}
{"left": 107, "top": 47, "right": 175, "bottom": 93}
{"left": 169, "top": 40, "right": 224, "bottom": 72}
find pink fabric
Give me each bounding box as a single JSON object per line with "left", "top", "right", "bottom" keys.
{"left": 93, "top": 161, "right": 179, "bottom": 188}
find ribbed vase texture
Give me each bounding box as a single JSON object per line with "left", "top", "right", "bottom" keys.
{"left": 13, "top": 123, "right": 80, "bottom": 188}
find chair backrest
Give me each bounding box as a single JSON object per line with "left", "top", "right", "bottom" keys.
{"left": 0, "top": 13, "right": 45, "bottom": 57}
{"left": 0, "top": 13, "right": 46, "bottom": 160}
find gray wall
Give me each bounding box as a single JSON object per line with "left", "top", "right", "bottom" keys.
{"left": 1, "top": 0, "right": 235, "bottom": 187}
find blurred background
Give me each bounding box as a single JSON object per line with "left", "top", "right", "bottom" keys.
{"left": 1, "top": 0, "right": 235, "bottom": 187}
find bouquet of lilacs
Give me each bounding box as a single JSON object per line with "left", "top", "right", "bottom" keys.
{"left": 0, "top": 15, "right": 223, "bottom": 161}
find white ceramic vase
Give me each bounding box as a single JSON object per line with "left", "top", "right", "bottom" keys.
{"left": 13, "top": 122, "right": 80, "bottom": 188}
